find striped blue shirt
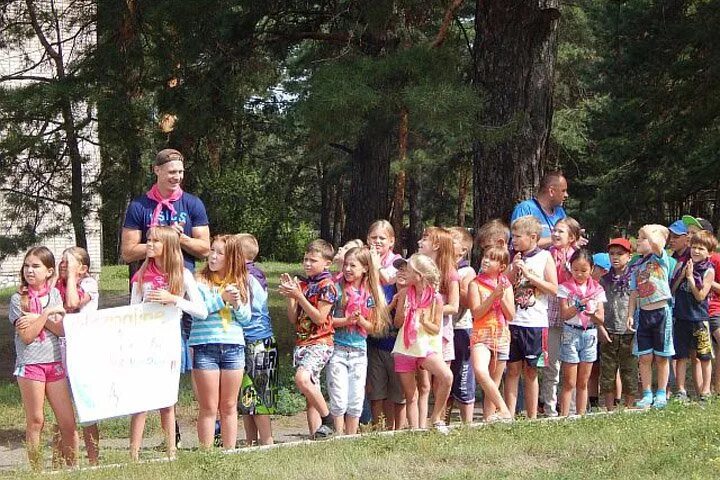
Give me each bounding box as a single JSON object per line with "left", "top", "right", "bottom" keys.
{"left": 189, "top": 282, "right": 251, "bottom": 346}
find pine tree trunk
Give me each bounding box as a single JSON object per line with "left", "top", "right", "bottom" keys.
{"left": 457, "top": 163, "right": 470, "bottom": 227}
{"left": 319, "top": 161, "right": 332, "bottom": 242}
{"left": 472, "top": 0, "right": 560, "bottom": 228}
{"left": 344, "top": 115, "right": 393, "bottom": 240}
{"left": 407, "top": 173, "right": 422, "bottom": 257}
{"left": 333, "top": 181, "right": 345, "bottom": 246}
{"left": 391, "top": 108, "right": 409, "bottom": 251}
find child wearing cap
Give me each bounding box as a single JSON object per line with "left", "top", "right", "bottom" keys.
{"left": 626, "top": 224, "right": 674, "bottom": 409}
{"left": 671, "top": 230, "right": 716, "bottom": 401}
{"left": 599, "top": 238, "right": 638, "bottom": 409}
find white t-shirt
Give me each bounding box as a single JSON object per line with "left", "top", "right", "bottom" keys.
{"left": 511, "top": 249, "right": 552, "bottom": 328}
{"left": 131, "top": 268, "right": 208, "bottom": 320}
{"left": 79, "top": 276, "right": 99, "bottom": 312}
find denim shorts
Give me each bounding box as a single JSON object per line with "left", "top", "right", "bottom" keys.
{"left": 559, "top": 324, "right": 598, "bottom": 364}
{"left": 193, "top": 343, "right": 245, "bottom": 370}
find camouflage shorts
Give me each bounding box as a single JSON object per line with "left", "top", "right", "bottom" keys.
{"left": 599, "top": 333, "right": 638, "bottom": 396}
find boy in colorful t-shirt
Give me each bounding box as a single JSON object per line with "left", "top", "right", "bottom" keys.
{"left": 279, "top": 240, "right": 337, "bottom": 439}
{"left": 626, "top": 224, "right": 673, "bottom": 408}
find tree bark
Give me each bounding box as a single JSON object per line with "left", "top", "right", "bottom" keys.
{"left": 390, "top": 107, "right": 409, "bottom": 251}
{"left": 332, "top": 181, "right": 345, "bottom": 246}
{"left": 472, "top": 0, "right": 560, "bottom": 228}
{"left": 318, "top": 161, "right": 332, "bottom": 242}
{"left": 343, "top": 114, "right": 393, "bottom": 240}
{"left": 457, "top": 162, "right": 471, "bottom": 226}
{"left": 407, "top": 173, "right": 422, "bottom": 256}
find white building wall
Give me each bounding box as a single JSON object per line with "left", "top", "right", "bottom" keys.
{"left": 0, "top": 0, "right": 102, "bottom": 286}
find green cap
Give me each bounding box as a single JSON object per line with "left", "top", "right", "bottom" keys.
{"left": 682, "top": 215, "right": 702, "bottom": 229}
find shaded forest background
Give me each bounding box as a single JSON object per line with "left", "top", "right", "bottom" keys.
{"left": 1, "top": 0, "right": 719, "bottom": 262}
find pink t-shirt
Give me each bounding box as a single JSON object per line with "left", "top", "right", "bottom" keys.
{"left": 708, "top": 252, "right": 720, "bottom": 318}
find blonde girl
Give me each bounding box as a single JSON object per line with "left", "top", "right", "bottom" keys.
{"left": 391, "top": 254, "right": 453, "bottom": 432}
{"left": 10, "top": 247, "right": 78, "bottom": 470}
{"left": 56, "top": 247, "right": 100, "bottom": 465}
{"left": 328, "top": 247, "right": 389, "bottom": 435}
{"left": 333, "top": 239, "right": 365, "bottom": 277}
{"left": 541, "top": 217, "right": 581, "bottom": 417}
{"left": 192, "top": 235, "right": 252, "bottom": 449}
{"left": 129, "top": 226, "right": 207, "bottom": 460}
{"left": 468, "top": 246, "right": 514, "bottom": 421}
{"left": 366, "top": 220, "right": 406, "bottom": 430}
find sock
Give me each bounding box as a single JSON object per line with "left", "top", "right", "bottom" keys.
{"left": 655, "top": 389, "right": 667, "bottom": 400}
{"left": 642, "top": 389, "right": 653, "bottom": 401}
{"left": 321, "top": 413, "right": 333, "bottom": 427}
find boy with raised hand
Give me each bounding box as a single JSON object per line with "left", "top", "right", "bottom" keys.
{"left": 279, "top": 240, "right": 337, "bottom": 439}
{"left": 599, "top": 238, "right": 638, "bottom": 410}
{"left": 626, "top": 224, "right": 674, "bottom": 409}
{"left": 506, "top": 216, "right": 558, "bottom": 419}
{"left": 671, "top": 230, "right": 716, "bottom": 401}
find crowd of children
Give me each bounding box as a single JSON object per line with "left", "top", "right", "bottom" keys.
{"left": 8, "top": 213, "right": 720, "bottom": 469}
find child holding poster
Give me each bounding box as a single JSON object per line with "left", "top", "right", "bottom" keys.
{"left": 129, "top": 226, "right": 207, "bottom": 460}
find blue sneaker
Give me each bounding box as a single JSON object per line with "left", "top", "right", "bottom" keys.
{"left": 635, "top": 392, "right": 653, "bottom": 409}
{"left": 653, "top": 393, "right": 667, "bottom": 409}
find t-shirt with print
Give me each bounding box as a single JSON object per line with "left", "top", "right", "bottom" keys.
{"left": 629, "top": 250, "right": 672, "bottom": 308}
{"left": 512, "top": 249, "right": 552, "bottom": 328}
{"left": 600, "top": 269, "right": 632, "bottom": 334}
{"left": 511, "top": 198, "right": 567, "bottom": 239}
{"left": 708, "top": 252, "right": 720, "bottom": 318}
{"left": 557, "top": 281, "right": 607, "bottom": 327}
{"left": 295, "top": 276, "right": 337, "bottom": 347}
{"left": 123, "top": 192, "right": 209, "bottom": 271}
{"left": 9, "top": 289, "right": 63, "bottom": 369}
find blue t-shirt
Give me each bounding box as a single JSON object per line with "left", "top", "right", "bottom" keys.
{"left": 673, "top": 268, "right": 715, "bottom": 322}
{"left": 333, "top": 283, "right": 376, "bottom": 350}
{"left": 629, "top": 250, "right": 673, "bottom": 308}
{"left": 244, "top": 275, "right": 274, "bottom": 342}
{"left": 123, "top": 191, "right": 209, "bottom": 271}
{"left": 511, "top": 198, "right": 566, "bottom": 239}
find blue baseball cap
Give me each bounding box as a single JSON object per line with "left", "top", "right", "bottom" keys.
{"left": 668, "top": 220, "right": 688, "bottom": 235}
{"left": 592, "top": 253, "right": 611, "bottom": 271}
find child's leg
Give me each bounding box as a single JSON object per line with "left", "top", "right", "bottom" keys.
{"left": 599, "top": 336, "right": 618, "bottom": 411}
{"left": 700, "top": 359, "right": 712, "bottom": 396}
{"left": 575, "top": 362, "right": 594, "bottom": 415}
{"left": 421, "top": 355, "right": 453, "bottom": 425}
{"left": 326, "top": 352, "right": 349, "bottom": 434}
{"left": 242, "top": 415, "right": 258, "bottom": 445}
{"left": 294, "top": 367, "right": 330, "bottom": 428}
{"left": 159, "top": 406, "right": 176, "bottom": 457}
{"left": 503, "top": 361, "right": 522, "bottom": 416}
{"left": 490, "top": 357, "right": 508, "bottom": 409}
{"left": 712, "top": 327, "right": 720, "bottom": 393}
{"left": 393, "top": 402, "right": 407, "bottom": 430}
{"left": 655, "top": 355, "right": 670, "bottom": 392}
{"left": 691, "top": 352, "right": 702, "bottom": 394}
{"left": 45, "top": 378, "right": 78, "bottom": 466}
{"left": 218, "top": 368, "right": 243, "bottom": 449}
{"left": 398, "top": 373, "right": 419, "bottom": 428}
{"left": 18, "top": 377, "right": 47, "bottom": 470}
{"left": 129, "top": 412, "right": 147, "bottom": 460}
{"left": 540, "top": 326, "right": 562, "bottom": 416}
{"left": 675, "top": 358, "right": 687, "bottom": 393}
{"left": 416, "top": 369, "right": 431, "bottom": 429}
{"left": 193, "top": 368, "right": 220, "bottom": 448}
{"left": 472, "top": 345, "right": 511, "bottom": 419}
{"left": 638, "top": 354, "right": 653, "bottom": 392}
{"left": 523, "top": 364, "right": 539, "bottom": 419}
{"left": 82, "top": 424, "right": 100, "bottom": 465}
{"left": 344, "top": 352, "right": 368, "bottom": 435}
{"left": 253, "top": 415, "right": 274, "bottom": 445}
{"left": 559, "top": 363, "right": 577, "bottom": 417}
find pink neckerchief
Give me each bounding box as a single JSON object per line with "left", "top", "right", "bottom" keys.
{"left": 380, "top": 250, "right": 400, "bottom": 269}
{"left": 562, "top": 278, "right": 603, "bottom": 329}
{"left": 131, "top": 259, "right": 169, "bottom": 291}
{"left": 551, "top": 245, "right": 576, "bottom": 285}
{"left": 344, "top": 282, "right": 371, "bottom": 336}
{"left": 27, "top": 283, "right": 51, "bottom": 341}
{"left": 55, "top": 278, "right": 86, "bottom": 313}
{"left": 474, "top": 273, "right": 510, "bottom": 327}
{"left": 403, "top": 284, "right": 438, "bottom": 349}
{"left": 147, "top": 184, "right": 183, "bottom": 227}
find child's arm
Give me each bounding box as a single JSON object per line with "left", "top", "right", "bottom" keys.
{"left": 626, "top": 290, "right": 638, "bottom": 332}
{"left": 393, "top": 291, "right": 407, "bottom": 329}
{"left": 420, "top": 298, "right": 443, "bottom": 335}
{"left": 686, "top": 263, "right": 714, "bottom": 302}
{"left": 500, "top": 284, "right": 515, "bottom": 320}
{"left": 468, "top": 281, "right": 500, "bottom": 320}
{"left": 442, "top": 279, "right": 460, "bottom": 316}
{"left": 278, "top": 273, "right": 299, "bottom": 323}
{"left": 459, "top": 270, "right": 475, "bottom": 309}
{"left": 670, "top": 261, "right": 684, "bottom": 293}
{"left": 286, "top": 298, "right": 299, "bottom": 324}
{"left": 63, "top": 255, "right": 92, "bottom": 310}
{"left": 591, "top": 301, "right": 605, "bottom": 325}
{"left": 559, "top": 298, "right": 576, "bottom": 321}
{"left": 149, "top": 271, "right": 209, "bottom": 319}
{"left": 647, "top": 230, "right": 666, "bottom": 256}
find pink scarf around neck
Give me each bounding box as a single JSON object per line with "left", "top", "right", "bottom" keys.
{"left": 403, "top": 284, "right": 437, "bottom": 349}
{"left": 344, "top": 283, "right": 371, "bottom": 335}
{"left": 27, "top": 283, "right": 51, "bottom": 341}
{"left": 474, "top": 273, "right": 510, "bottom": 327}
{"left": 147, "top": 184, "right": 183, "bottom": 227}
{"left": 551, "top": 245, "right": 576, "bottom": 285}
{"left": 131, "top": 259, "right": 169, "bottom": 292}
{"left": 563, "top": 277, "right": 603, "bottom": 329}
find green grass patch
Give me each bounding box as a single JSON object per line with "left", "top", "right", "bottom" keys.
{"left": 6, "top": 401, "right": 720, "bottom": 478}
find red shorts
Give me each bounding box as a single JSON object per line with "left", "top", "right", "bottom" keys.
{"left": 14, "top": 362, "right": 66, "bottom": 382}
{"left": 393, "top": 352, "right": 436, "bottom": 373}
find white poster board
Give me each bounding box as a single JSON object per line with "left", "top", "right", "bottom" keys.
{"left": 63, "top": 303, "right": 182, "bottom": 424}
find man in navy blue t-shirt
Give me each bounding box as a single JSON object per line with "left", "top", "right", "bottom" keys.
{"left": 121, "top": 148, "right": 210, "bottom": 272}
{"left": 510, "top": 171, "right": 568, "bottom": 249}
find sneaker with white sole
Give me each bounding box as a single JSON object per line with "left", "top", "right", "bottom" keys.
{"left": 313, "top": 424, "right": 334, "bottom": 440}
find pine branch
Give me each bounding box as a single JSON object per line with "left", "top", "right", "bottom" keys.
{"left": 432, "top": 0, "right": 465, "bottom": 48}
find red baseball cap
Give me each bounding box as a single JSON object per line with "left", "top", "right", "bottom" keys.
{"left": 607, "top": 238, "right": 632, "bottom": 252}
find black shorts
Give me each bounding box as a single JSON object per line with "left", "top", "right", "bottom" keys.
{"left": 635, "top": 307, "right": 674, "bottom": 357}
{"left": 508, "top": 325, "right": 545, "bottom": 367}
{"left": 709, "top": 316, "right": 720, "bottom": 335}
{"left": 673, "top": 321, "right": 712, "bottom": 360}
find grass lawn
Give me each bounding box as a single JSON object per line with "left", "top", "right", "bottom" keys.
{"left": 4, "top": 402, "right": 720, "bottom": 478}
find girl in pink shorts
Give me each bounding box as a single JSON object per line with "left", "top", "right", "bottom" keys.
{"left": 391, "top": 254, "right": 453, "bottom": 431}
{"left": 10, "top": 247, "right": 78, "bottom": 470}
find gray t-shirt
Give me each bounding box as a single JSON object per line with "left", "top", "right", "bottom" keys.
{"left": 9, "top": 289, "right": 63, "bottom": 369}
{"left": 599, "top": 273, "right": 631, "bottom": 335}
